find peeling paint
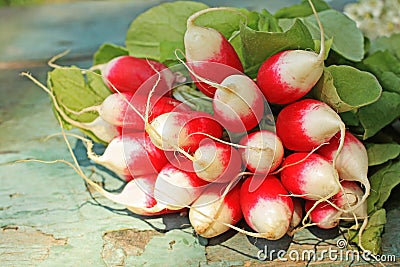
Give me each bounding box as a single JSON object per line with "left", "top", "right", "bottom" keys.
{"left": 0, "top": 226, "right": 68, "bottom": 265}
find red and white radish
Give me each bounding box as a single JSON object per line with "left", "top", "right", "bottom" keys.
{"left": 100, "top": 55, "right": 175, "bottom": 94}
{"left": 304, "top": 181, "right": 367, "bottom": 229}
{"left": 189, "top": 182, "right": 242, "bottom": 238}
{"left": 240, "top": 175, "right": 294, "bottom": 240}
{"left": 148, "top": 111, "right": 223, "bottom": 153}
{"left": 239, "top": 130, "right": 284, "bottom": 174}
{"left": 192, "top": 139, "right": 243, "bottom": 183}
{"left": 305, "top": 199, "right": 341, "bottom": 229}
{"left": 68, "top": 92, "right": 191, "bottom": 130}
{"left": 290, "top": 198, "right": 303, "bottom": 229}
{"left": 184, "top": 8, "right": 244, "bottom": 97}
{"left": 213, "top": 74, "right": 265, "bottom": 132}
{"left": 334, "top": 181, "right": 368, "bottom": 220}
{"left": 84, "top": 132, "right": 170, "bottom": 179}
{"left": 256, "top": 0, "right": 325, "bottom": 104}
{"left": 276, "top": 99, "right": 345, "bottom": 152}
{"left": 317, "top": 131, "right": 370, "bottom": 213}
{"left": 153, "top": 162, "right": 209, "bottom": 210}
{"left": 280, "top": 153, "right": 341, "bottom": 200}
{"left": 88, "top": 174, "right": 179, "bottom": 216}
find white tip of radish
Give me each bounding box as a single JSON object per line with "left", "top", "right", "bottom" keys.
{"left": 278, "top": 50, "right": 323, "bottom": 90}
{"left": 189, "top": 184, "right": 242, "bottom": 238}
{"left": 281, "top": 153, "right": 341, "bottom": 201}
{"left": 153, "top": 164, "right": 208, "bottom": 210}
{"left": 302, "top": 103, "right": 344, "bottom": 145}
{"left": 193, "top": 140, "right": 242, "bottom": 183}
{"left": 83, "top": 117, "right": 119, "bottom": 143}
{"left": 213, "top": 74, "right": 264, "bottom": 132}
{"left": 184, "top": 25, "right": 223, "bottom": 62}
{"left": 290, "top": 198, "right": 303, "bottom": 228}
{"left": 248, "top": 199, "right": 293, "bottom": 240}
{"left": 239, "top": 130, "right": 284, "bottom": 174}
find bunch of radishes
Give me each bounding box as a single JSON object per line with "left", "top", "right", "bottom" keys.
{"left": 26, "top": 0, "right": 370, "bottom": 243}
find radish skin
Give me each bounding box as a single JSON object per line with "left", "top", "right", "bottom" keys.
{"left": 305, "top": 200, "right": 341, "bottom": 229}
{"left": 149, "top": 111, "right": 223, "bottom": 153}
{"left": 213, "top": 74, "right": 264, "bottom": 132}
{"left": 193, "top": 139, "right": 243, "bottom": 183}
{"left": 184, "top": 8, "right": 244, "bottom": 97}
{"left": 86, "top": 133, "right": 170, "bottom": 178}
{"left": 240, "top": 176, "right": 294, "bottom": 240}
{"left": 189, "top": 182, "right": 242, "bottom": 238}
{"left": 239, "top": 130, "right": 284, "bottom": 174}
{"left": 256, "top": 0, "right": 325, "bottom": 104}
{"left": 334, "top": 181, "right": 368, "bottom": 220}
{"left": 154, "top": 163, "right": 209, "bottom": 210}
{"left": 101, "top": 55, "right": 175, "bottom": 94}
{"left": 276, "top": 99, "right": 345, "bottom": 152}
{"left": 280, "top": 153, "right": 341, "bottom": 200}
{"left": 69, "top": 93, "right": 191, "bottom": 130}
{"left": 317, "top": 131, "right": 370, "bottom": 213}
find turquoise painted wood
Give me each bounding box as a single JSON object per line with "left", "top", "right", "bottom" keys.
{"left": 0, "top": 1, "right": 398, "bottom": 266}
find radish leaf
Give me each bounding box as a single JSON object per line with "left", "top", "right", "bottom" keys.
{"left": 313, "top": 65, "right": 382, "bottom": 113}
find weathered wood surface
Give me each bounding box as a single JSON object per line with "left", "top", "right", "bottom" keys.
{"left": 0, "top": 1, "right": 398, "bottom": 266}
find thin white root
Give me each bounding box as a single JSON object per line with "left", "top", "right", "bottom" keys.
{"left": 48, "top": 49, "right": 71, "bottom": 69}
{"left": 307, "top": 0, "right": 325, "bottom": 61}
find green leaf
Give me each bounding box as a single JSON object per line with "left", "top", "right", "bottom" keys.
{"left": 47, "top": 67, "right": 111, "bottom": 142}
{"left": 125, "top": 1, "right": 208, "bottom": 63}
{"left": 258, "top": 9, "right": 282, "bottom": 32}
{"left": 340, "top": 110, "right": 359, "bottom": 126}
{"left": 237, "top": 19, "right": 314, "bottom": 78}
{"left": 92, "top": 43, "right": 128, "bottom": 66}
{"left": 313, "top": 65, "right": 382, "bottom": 113}
{"left": 362, "top": 50, "right": 400, "bottom": 76}
{"left": 370, "top": 33, "right": 400, "bottom": 59}
{"left": 274, "top": 0, "right": 331, "bottom": 19}
{"left": 195, "top": 8, "right": 259, "bottom": 39}
{"left": 367, "top": 160, "right": 400, "bottom": 213}
{"left": 347, "top": 209, "right": 386, "bottom": 255}
{"left": 302, "top": 9, "right": 364, "bottom": 62}
{"left": 366, "top": 143, "right": 400, "bottom": 166}
{"left": 358, "top": 91, "right": 400, "bottom": 139}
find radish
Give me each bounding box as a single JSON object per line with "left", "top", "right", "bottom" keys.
{"left": 276, "top": 99, "right": 345, "bottom": 152}
{"left": 290, "top": 198, "right": 303, "bottom": 229}
{"left": 153, "top": 162, "right": 209, "bottom": 210}
{"left": 304, "top": 181, "right": 367, "bottom": 229}
{"left": 239, "top": 130, "right": 284, "bottom": 174}
{"left": 305, "top": 200, "right": 341, "bottom": 229}
{"left": 256, "top": 0, "right": 325, "bottom": 104}
{"left": 334, "top": 181, "right": 367, "bottom": 220}
{"left": 148, "top": 111, "right": 223, "bottom": 153}
{"left": 66, "top": 92, "right": 191, "bottom": 130}
{"left": 100, "top": 55, "right": 175, "bottom": 94}
{"left": 240, "top": 175, "right": 294, "bottom": 240}
{"left": 184, "top": 7, "right": 244, "bottom": 97}
{"left": 280, "top": 153, "right": 341, "bottom": 200}
{"left": 317, "top": 131, "right": 370, "bottom": 214}
{"left": 189, "top": 181, "right": 242, "bottom": 238}
{"left": 192, "top": 139, "right": 243, "bottom": 183}
{"left": 83, "top": 132, "right": 170, "bottom": 179}
{"left": 84, "top": 173, "right": 179, "bottom": 216}
{"left": 21, "top": 72, "right": 120, "bottom": 143}
{"left": 213, "top": 74, "right": 265, "bottom": 132}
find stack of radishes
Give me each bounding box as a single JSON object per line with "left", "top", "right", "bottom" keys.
{"left": 26, "top": 0, "right": 370, "bottom": 242}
